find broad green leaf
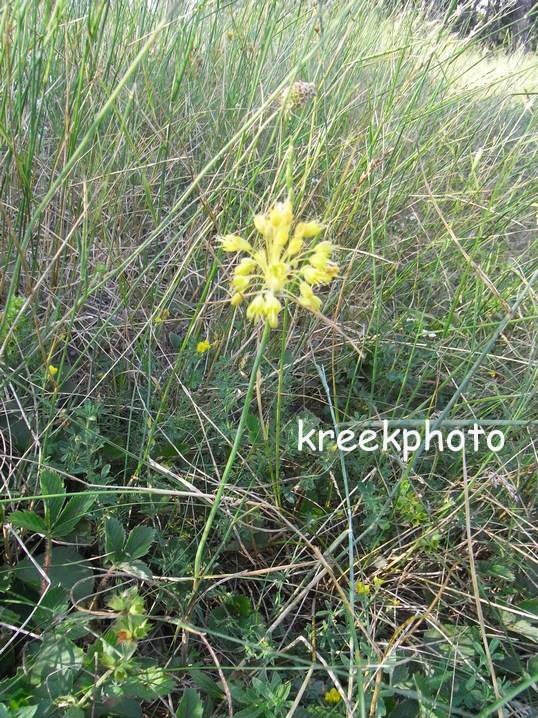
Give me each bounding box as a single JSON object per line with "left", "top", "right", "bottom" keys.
{"left": 54, "top": 493, "right": 96, "bottom": 537}
{"left": 105, "top": 516, "right": 126, "bottom": 559}
{"left": 176, "top": 687, "right": 203, "bottom": 718}
{"left": 9, "top": 510, "right": 47, "bottom": 534}
{"left": 123, "top": 525, "right": 155, "bottom": 560}
{"left": 28, "top": 635, "right": 83, "bottom": 683}
{"left": 31, "top": 586, "right": 68, "bottom": 629}
{"left": 121, "top": 666, "right": 175, "bottom": 700}
{"left": 40, "top": 471, "right": 65, "bottom": 527}
{"left": 15, "top": 547, "right": 94, "bottom": 604}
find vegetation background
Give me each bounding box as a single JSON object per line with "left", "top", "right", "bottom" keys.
{"left": 0, "top": 0, "right": 537, "bottom": 716}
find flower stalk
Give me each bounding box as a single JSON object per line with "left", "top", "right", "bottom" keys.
{"left": 193, "top": 321, "right": 271, "bottom": 590}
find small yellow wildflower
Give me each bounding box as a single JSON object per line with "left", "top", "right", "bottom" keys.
{"left": 220, "top": 198, "right": 338, "bottom": 328}
{"left": 47, "top": 364, "right": 58, "bottom": 378}
{"left": 196, "top": 340, "right": 211, "bottom": 354}
{"left": 373, "top": 576, "right": 384, "bottom": 589}
{"left": 356, "top": 580, "right": 370, "bottom": 595}
{"left": 324, "top": 687, "right": 342, "bottom": 705}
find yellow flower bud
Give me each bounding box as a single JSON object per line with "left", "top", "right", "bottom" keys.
{"left": 246, "top": 293, "right": 266, "bottom": 320}
{"left": 302, "top": 263, "right": 338, "bottom": 285}
{"left": 298, "top": 282, "right": 321, "bottom": 311}
{"left": 230, "top": 292, "right": 244, "bottom": 306}
{"left": 269, "top": 199, "right": 292, "bottom": 227}
{"left": 297, "top": 221, "right": 323, "bottom": 238}
{"left": 313, "top": 240, "right": 332, "bottom": 256}
{"left": 232, "top": 275, "right": 251, "bottom": 292}
{"left": 264, "top": 292, "right": 282, "bottom": 328}
{"left": 309, "top": 253, "right": 329, "bottom": 270}
{"left": 302, "top": 266, "right": 327, "bottom": 285}
{"left": 254, "top": 214, "right": 270, "bottom": 235}
{"left": 235, "top": 257, "right": 257, "bottom": 276}
{"left": 287, "top": 236, "right": 304, "bottom": 257}
{"left": 325, "top": 262, "right": 339, "bottom": 279}
{"left": 220, "top": 234, "right": 252, "bottom": 252}
{"left": 48, "top": 364, "right": 58, "bottom": 378}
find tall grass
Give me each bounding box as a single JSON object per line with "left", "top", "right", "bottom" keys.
{"left": 0, "top": 0, "right": 537, "bottom": 716}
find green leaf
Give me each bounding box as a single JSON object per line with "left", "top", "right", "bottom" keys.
{"left": 121, "top": 666, "right": 175, "bottom": 700}
{"left": 191, "top": 669, "right": 224, "bottom": 698}
{"left": 15, "top": 546, "right": 94, "bottom": 604}
{"left": 28, "top": 635, "right": 84, "bottom": 683}
{"left": 40, "top": 470, "right": 65, "bottom": 527}
{"left": 31, "top": 586, "right": 68, "bottom": 628}
{"left": 176, "top": 688, "right": 204, "bottom": 718}
{"left": 169, "top": 332, "right": 181, "bottom": 350}
{"left": 14, "top": 709, "right": 38, "bottom": 718}
{"left": 117, "top": 560, "right": 152, "bottom": 580}
{"left": 105, "top": 516, "right": 126, "bottom": 560}
{"left": 489, "top": 563, "right": 515, "bottom": 582}
{"left": 246, "top": 412, "right": 262, "bottom": 444}
{"left": 502, "top": 610, "right": 538, "bottom": 642}
{"left": 235, "top": 707, "right": 264, "bottom": 718}
{"left": 54, "top": 493, "right": 96, "bottom": 537}
{"left": 123, "top": 526, "right": 155, "bottom": 560}
{"left": 64, "top": 709, "right": 85, "bottom": 718}
{"left": 94, "top": 697, "right": 142, "bottom": 717}
{"left": 518, "top": 599, "right": 538, "bottom": 618}
{"left": 9, "top": 510, "right": 47, "bottom": 534}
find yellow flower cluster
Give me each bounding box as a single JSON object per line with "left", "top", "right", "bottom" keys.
{"left": 324, "top": 687, "right": 342, "bottom": 705}
{"left": 356, "top": 576, "right": 383, "bottom": 595}
{"left": 220, "top": 199, "right": 338, "bottom": 328}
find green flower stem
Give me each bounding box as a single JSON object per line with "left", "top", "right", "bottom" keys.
{"left": 273, "top": 300, "right": 289, "bottom": 507}
{"left": 76, "top": 668, "right": 114, "bottom": 708}
{"left": 193, "top": 321, "right": 271, "bottom": 591}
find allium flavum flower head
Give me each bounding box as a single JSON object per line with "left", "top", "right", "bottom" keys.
{"left": 220, "top": 198, "right": 338, "bottom": 328}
